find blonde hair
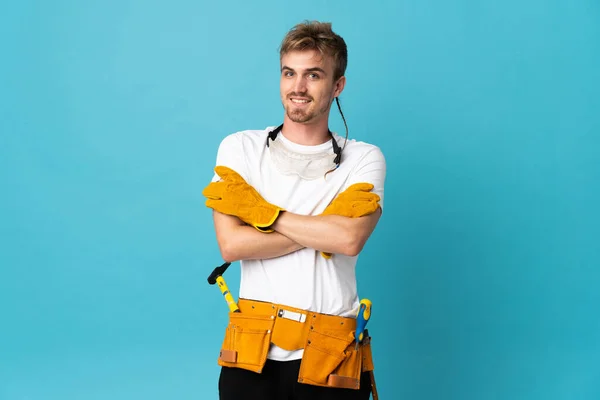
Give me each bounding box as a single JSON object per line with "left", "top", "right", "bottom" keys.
{"left": 279, "top": 21, "right": 348, "bottom": 81}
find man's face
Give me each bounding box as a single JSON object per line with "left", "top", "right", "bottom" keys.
{"left": 280, "top": 49, "right": 345, "bottom": 124}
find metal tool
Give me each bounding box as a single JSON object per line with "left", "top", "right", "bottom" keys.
{"left": 355, "top": 299, "right": 371, "bottom": 349}
{"left": 207, "top": 261, "right": 240, "bottom": 313}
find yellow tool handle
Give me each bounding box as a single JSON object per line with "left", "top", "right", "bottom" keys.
{"left": 216, "top": 276, "right": 240, "bottom": 313}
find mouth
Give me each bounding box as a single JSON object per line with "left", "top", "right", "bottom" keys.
{"left": 290, "top": 98, "right": 311, "bottom": 105}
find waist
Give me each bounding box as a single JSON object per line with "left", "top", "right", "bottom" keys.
{"left": 237, "top": 298, "right": 357, "bottom": 351}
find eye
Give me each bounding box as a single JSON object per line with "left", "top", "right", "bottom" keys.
{"left": 283, "top": 71, "right": 294, "bottom": 77}
{"left": 308, "top": 73, "right": 320, "bottom": 79}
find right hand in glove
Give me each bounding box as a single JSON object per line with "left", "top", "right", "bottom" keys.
{"left": 202, "top": 166, "right": 284, "bottom": 232}
{"left": 320, "top": 182, "right": 381, "bottom": 258}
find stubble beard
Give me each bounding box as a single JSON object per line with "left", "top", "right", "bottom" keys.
{"left": 286, "top": 108, "right": 313, "bottom": 123}
{"left": 284, "top": 100, "right": 330, "bottom": 124}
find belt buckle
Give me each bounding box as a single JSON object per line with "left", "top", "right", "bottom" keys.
{"left": 277, "top": 308, "right": 307, "bottom": 323}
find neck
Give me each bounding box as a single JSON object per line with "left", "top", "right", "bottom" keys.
{"left": 281, "top": 115, "right": 331, "bottom": 146}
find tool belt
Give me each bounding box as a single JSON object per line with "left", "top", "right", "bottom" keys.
{"left": 217, "top": 298, "right": 376, "bottom": 393}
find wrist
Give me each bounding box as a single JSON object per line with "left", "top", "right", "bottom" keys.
{"left": 269, "top": 210, "right": 287, "bottom": 231}
{"left": 255, "top": 209, "right": 285, "bottom": 233}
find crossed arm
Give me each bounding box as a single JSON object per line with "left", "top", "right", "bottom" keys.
{"left": 213, "top": 209, "right": 382, "bottom": 263}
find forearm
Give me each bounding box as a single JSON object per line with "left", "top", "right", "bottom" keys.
{"left": 222, "top": 226, "right": 305, "bottom": 262}
{"left": 271, "top": 210, "right": 381, "bottom": 257}
{"left": 213, "top": 211, "right": 304, "bottom": 262}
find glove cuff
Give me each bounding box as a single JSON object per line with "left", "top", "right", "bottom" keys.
{"left": 253, "top": 208, "right": 284, "bottom": 233}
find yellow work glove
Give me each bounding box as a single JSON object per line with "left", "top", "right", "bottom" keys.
{"left": 320, "top": 183, "right": 381, "bottom": 258}
{"left": 202, "top": 166, "right": 284, "bottom": 232}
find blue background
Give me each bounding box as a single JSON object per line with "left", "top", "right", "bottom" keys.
{"left": 1, "top": 1, "right": 599, "bottom": 399}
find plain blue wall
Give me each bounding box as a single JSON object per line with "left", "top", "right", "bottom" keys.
{"left": 1, "top": 1, "right": 598, "bottom": 399}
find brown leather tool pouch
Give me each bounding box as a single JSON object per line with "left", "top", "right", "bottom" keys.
{"left": 215, "top": 298, "right": 376, "bottom": 394}
{"left": 297, "top": 322, "right": 370, "bottom": 390}
{"left": 217, "top": 311, "right": 275, "bottom": 373}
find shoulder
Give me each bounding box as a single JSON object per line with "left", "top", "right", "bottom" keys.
{"left": 333, "top": 134, "right": 386, "bottom": 165}
{"left": 215, "top": 127, "right": 276, "bottom": 158}
{"left": 218, "top": 127, "right": 274, "bottom": 147}
{"left": 213, "top": 127, "right": 276, "bottom": 181}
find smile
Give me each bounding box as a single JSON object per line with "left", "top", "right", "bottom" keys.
{"left": 290, "top": 98, "right": 311, "bottom": 104}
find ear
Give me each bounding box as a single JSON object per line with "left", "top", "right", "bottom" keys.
{"left": 333, "top": 76, "right": 346, "bottom": 98}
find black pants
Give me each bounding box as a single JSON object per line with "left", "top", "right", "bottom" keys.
{"left": 219, "top": 359, "right": 372, "bottom": 400}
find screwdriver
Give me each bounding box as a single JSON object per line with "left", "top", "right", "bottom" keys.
{"left": 355, "top": 299, "right": 372, "bottom": 349}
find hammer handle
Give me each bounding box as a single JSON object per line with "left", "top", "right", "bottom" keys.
{"left": 216, "top": 276, "right": 240, "bottom": 313}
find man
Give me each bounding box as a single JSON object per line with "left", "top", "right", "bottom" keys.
{"left": 202, "top": 20, "right": 386, "bottom": 400}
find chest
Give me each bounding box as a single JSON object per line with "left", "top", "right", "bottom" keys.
{"left": 244, "top": 146, "right": 353, "bottom": 216}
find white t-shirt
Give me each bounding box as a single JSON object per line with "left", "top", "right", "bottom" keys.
{"left": 210, "top": 126, "right": 386, "bottom": 361}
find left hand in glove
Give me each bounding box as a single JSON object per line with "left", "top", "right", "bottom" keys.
{"left": 320, "top": 183, "right": 381, "bottom": 258}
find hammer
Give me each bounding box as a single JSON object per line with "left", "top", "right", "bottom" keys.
{"left": 207, "top": 261, "right": 240, "bottom": 313}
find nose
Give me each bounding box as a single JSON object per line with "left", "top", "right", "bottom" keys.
{"left": 293, "top": 75, "right": 307, "bottom": 94}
